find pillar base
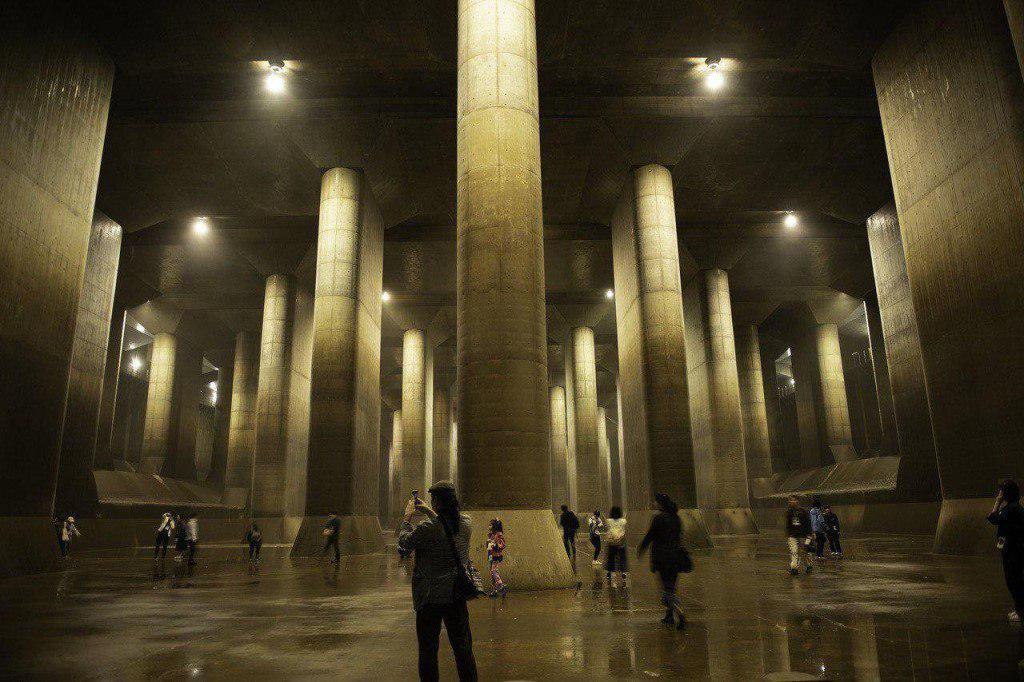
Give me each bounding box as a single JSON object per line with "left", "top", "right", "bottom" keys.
{"left": 933, "top": 498, "right": 1000, "bottom": 555}
{"left": 625, "top": 508, "right": 714, "bottom": 550}
{"left": 702, "top": 507, "right": 759, "bottom": 535}
{"left": 289, "top": 515, "right": 384, "bottom": 557}
{"left": 463, "top": 508, "right": 576, "bottom": 590}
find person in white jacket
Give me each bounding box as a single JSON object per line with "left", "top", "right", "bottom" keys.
{"left": 154, "top": 512, "right": 175, "bottom": 560}
{"left": 58, "top": 516, "right": 81, "bottom": 558}
{"left": 599, "top": 506, "right": 628, "bottom": 587}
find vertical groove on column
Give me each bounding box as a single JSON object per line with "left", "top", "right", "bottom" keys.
{"left": 432, "top": 384, "right": 452, "bottom": 483}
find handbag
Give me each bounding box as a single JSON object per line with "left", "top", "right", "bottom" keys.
{"left": 675, "top": 545, "right": 693, "bottom": 573}
{"left": 440, "top": 517, "right": 486, "bottom": 601}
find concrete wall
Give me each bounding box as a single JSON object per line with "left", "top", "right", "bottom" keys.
{"left": 874, "top": 0, "right": 1024, "bottom": 550}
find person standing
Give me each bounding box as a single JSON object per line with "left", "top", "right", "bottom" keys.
{"left": 785, "top": 496, "right": 813, "bottom": 576}
{"left": 638, "top": 493, "right": 690, "bottom": 630}
{"left": 486, "top": 518, "right": 508, "bottom": 598}
{"left": 57, "top": 516, "right": 81, "bottom": 559}
{"left": 588, "top": 510, "right": 603, "bottom": 563}
{"left": 822, "top": 505, "right": 843, "bottom": 557}
{"left": 322, "top": 512, "right": 341, "bottom": 563}
{"left": 173, "top": 512, "right": 188, "bottom": 563}
{"left": 809, "top": 498, "right": 827, "bottom": 558}
{"left": 397, "top": 481, "right": 478, "bottom": 681}
{"left": 987, "top": 479, "right": 1024, "bottom": 623}
{"left": 245, "top": 522, "right": 263, "bottom": 564}
{"left": 558, "top": 505, "right": 580, "bottom": 566}
{"left": 600, "top": 506, "right": 628, "bottom": 587}
{"left": 185, "top": 512, "right": 199, "bottom": 567}
{"left": 154, "top": 512, "right": 174, "bottom": 560}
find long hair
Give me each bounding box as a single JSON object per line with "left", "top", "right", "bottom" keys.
{"left": 489, "top": 518, "right": 503, "bottom": 533}
{"left": 429, "top": 481, "right": 461, "bottom": 533}
{"left": 609, "top": 506, "right": 623, "bottom": 519}
{"left": 1001, "top": 479, "right": 1021, "bottom": 504}
{"left": 654, "top": 492, "right": 678, "bottom": 515}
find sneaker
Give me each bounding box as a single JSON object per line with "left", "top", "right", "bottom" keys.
{"left": 789, "top": 568, "right": 799, "bottom": 576}
{"left": 1009, "top": 611, "right": 1020, "bottom": 622}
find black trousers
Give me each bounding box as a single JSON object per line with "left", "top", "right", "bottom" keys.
{"left": 825, "top": 531, "right": 842, "bottom": 554}
{"left": 186, "top": 541, "right": 197, "bottom": 565}
{"left": 324, "top": 535, "right": 340, "bottom": 562}
{"left": 813, "top": 532, "right": 827, "bottom": 557}
{"left": 1003, "top": 550, "right": 1024, "bottom": 615}
{"left": 248, "top": 542, "right": 261, "bottom": 561}
{"left": 590, "top": 534, "right": 602, "bottom": 561}
{"left": 562, "top": 532, "right": 576, "bottom": 561}
{"left": 415, "top": 600, "right": 478, "bottom": 682}
{"left": 154, "top": 532, "right": 170, "bottom": 559}
{"left": 605, "top": 544, "right": 627, "bottom": 573}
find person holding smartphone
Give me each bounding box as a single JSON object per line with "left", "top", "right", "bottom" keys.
{"left": 988, "top": 479, "right": 1024, "bottom": 622}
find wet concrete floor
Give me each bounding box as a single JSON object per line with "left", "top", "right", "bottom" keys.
{"left": 0, "top": 535, "right": 1021, "bottom": 680}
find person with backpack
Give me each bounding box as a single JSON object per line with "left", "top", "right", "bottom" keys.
{"left": 638, "top": 493, "right": 691, "bottom": 630}
{"left": 822, "top": 504, "right": 843, "bottom": 557}
{"left": 558, "top": 504, "right": 580, "bottom": 566}
{"left": 600, "top": 506, "right": 628, "bottom": 587}
{"left": 785, "top": 496, "right": 814, "bottom": 576}
{"left": 245, "top": 522, "right": 263, "bottom": 564}
{"left": 154, "top": 511, "right": 174, "bottom": 560}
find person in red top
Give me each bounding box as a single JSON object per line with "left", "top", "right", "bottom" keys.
{"left": 486, "top": 518, "right": 508, "bottom": 598}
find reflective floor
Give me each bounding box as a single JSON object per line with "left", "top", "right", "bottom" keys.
{"left": 1, "top": 535, "right": 1021, "bottom": 680}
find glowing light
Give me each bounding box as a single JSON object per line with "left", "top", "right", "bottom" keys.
{"left": 605, "top": 289, "right": 614, "bottom": 300}
{"left": 193, "top": 216, "right": 210, "bottom": 236}
{"left": 381, "top": 291, "right": 391, "bottom": 302}
{"left": 265, "top": 72, "right": 285, "bottom": 94}
{"left": 208, "top": 381, "right": 217, "bottom": 391}
{"left": 706, "top": 71, "right": 725, "bottom": 91}
{"left": 130, "top": 356, "right": 143, "bottom": 373}
{"left": 784, "top": 213, "right": 799, "bottom": 229}
{"left": 135, "top": 322, "right": 147, "bottom": 334}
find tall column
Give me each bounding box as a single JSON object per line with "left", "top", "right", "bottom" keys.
{"left": 612, "top": 164, "right": 709, "bottom": 546}
{"left": 548, "top": 386, "right": 570, "bottom": 512}
{"left": 457, "top": 0, "right": 572, "bottom": 587}
{"left": 295, "top": 167, "right": 385, "bottom": 555}
{"left": 252, "top": 274, "right": 292, "bottom": 516}
{"left": 572, "top": 326, "right": 606, "bottom": 514}
{"left": 205, "top": 359, "right": 234, "bottom": 486}
{"left": 791, "top": 335, "right": 822, "bottom": 468}
{"left": 56, "top": 212, "right": 122, "bottom": 513}
{"left": 432, "top": 384, "right": 452, "bottom": 482}
{"left": 701, "top": 269, "right": 753, "bottom": 531}
{"left": 140, "top": 333, "right": 178, "bottom": 474}
{"left": 814, "top": 323, "right": 856, "bottom": 463}
{"left": 0, "top": 27, "right": 112, "bottom": 523}
{"left": 863, "top": 298, "right": 898, "bottom": 453}
{"left": 389, "top": 410, "right": 403, "bottom": 526}
{"left": 167, "top": 344, "right": 201, "bottom": 480}
{"left": 735, "top": 324, "right": 773, "bottom": 481}
{"left": 401, "top": 329, "right": 427, "bottom": 496}
{"left": 596, "top": 407, "right": 613, "bottom": 511}
{"left": 563, "top": 341, "right": 579, "bottom": 508}
{"left": 224, "top": 331, "right": 258, "bottom": 494}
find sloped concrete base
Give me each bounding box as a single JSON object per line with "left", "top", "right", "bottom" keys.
{"left": 703, "top": 507, "right": 759, "bottom": 535}
{"left": 934, "top": 498, "right": 998, "bottom": 555}
{"left": 290, "top": 515, "right": 384, "bottom": 557}
{"left": 463, "top": 509, "right": 575, "bottom": 591}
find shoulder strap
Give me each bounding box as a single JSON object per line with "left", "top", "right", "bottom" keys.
{"left": 439, "top": 517, "right": 466, "bottom": 571}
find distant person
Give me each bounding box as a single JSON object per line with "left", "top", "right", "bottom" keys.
{"left": 988, "top": 479, "right": 1024, "bottom": 623}
{"left": 600, "top": 506, "right": 628, "bottom": 587}
{"left": 809, "top": 498, "right": 827, "bottom": 558}
{"left": 185, "top": 512, "right": 199, "bottom": 567}
{"left": 57, "top": 515, "right": 80, "bottom": 559}
{"left": 397, "top": 481, "right": 479, "bottom": 681}
{"left": 154, "top": 512, "right": 175, "bottom": 560}
{"left": 785, "top": 496, "right": 814, "bottom": 576}
{"left": 322, "top": 512, "right": 341, "bottom": 563}
{"left": 588, "top": 510, "right": 603, "bottom": 562}
{"left": 558, "top": 504, "right": 580, "bottom": 564}
{"left": 245, "top": 522, "right": 263, "bottom": 564}
{"left": 822, "top": 505, "right": 843, "bottom": 557}
{"left": 638, "top": 493, "right": 691, "bottom": 630}
{"left": 486, "top": 518, "right": 508, "bottom": 598}
{"left": 173, "top": 512, "right": 188, "bottom": 562}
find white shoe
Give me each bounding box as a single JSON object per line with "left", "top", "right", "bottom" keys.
{"left": 1009, "top": 610, "right": 1020, "bottom": 622}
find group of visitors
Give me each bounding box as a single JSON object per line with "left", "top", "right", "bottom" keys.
{"left": 783, "top": 496, "right": 843, "bottom": 576}
{"left": 153, "top": 510, "right": 200, "bottom": 567}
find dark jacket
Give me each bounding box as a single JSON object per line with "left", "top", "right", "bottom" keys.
{"left": 823, "top": 511, "right": 841, "bottom": 534}
{"left": 785, "top": 507, "right": 812, "bottom": 538}
{"left": 559, "top": 510, "right": 579, "bottom": 535}
{"left": 988, "top": 502, "right": 1024, "bottom": 553}
{"left": 638, "top": 510, "right": 683, "bottom": 573}
{"left": 397, "top": 514, "right": 472, "bottom": 611}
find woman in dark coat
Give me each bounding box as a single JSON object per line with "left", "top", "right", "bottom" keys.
{"left": 638, "top": 492, "right": 688, "bottom": 629}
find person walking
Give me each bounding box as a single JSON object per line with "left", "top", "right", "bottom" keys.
{"left": 638, "top": 493, "right": 691, "bottom": 630}
{"left": 245, "top": 522, "right": 263, "bottom": 564}
{"left": 987, "top": 479, "right": 1024, "bottom": 623}
{"left": 600, "top": 506, "right": 628, "bottom": 587}
{"left": 57, "top": 515, "right": 81, "bottom": 559}
{"left": 486, "top": 518, "right": 508, "bottom": 598}
{"left": 322, "top": 512, "right": 341, "bottom": 563}
{"left": 558, "top": 504, "right": 580, "bottom": 566}
{"left": 822, "top": 504, "right": 843, "bottom": 557}
{"left": 588, "top": 510, "right": 603, "bottom": 562}
{"left": 185, "top": 512, "right": 199, "bottom": 567}
{"left": 173, "top": 512, "right": 188, "bottom": 563}
{"left": 397, "top": 481, "right": 479, "bottom": 681}
{"left": 154, "top": 512, "right": 174, "bottom": 560}
{"left": 785, "top": 496, "right": 814, "bottom": 576}
{"left": 809, "top": 498, "right": 827, "bottom": 558}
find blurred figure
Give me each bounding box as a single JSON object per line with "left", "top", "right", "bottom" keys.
{"left": 638, "top": 493, "right": 690, "bottom": 630}
{"left": 988, "top": 479, "right": 1024, "bottom": 622}
{"left": 322, "top": 512, "right": 341, "bottom": 563}
{"left": 57, "top": 515, "right": 80, "bottom": 559}
{"left": 486, "top": 518, "right": 508, "bottom": 598}
{"left": 588, "top": 510, "right": 603, "bottom": 562}
{"left": 185, "top": 512, "right": 199, "bottom": 567}
{"left": 822, "top": 504, "right": 843, "bottom": 557}
{"left": 558, "top": 504, "right": 579, "bottom": 566}
{"left": 809, "top": 498, "right": 827, "bottom": 558}
{"left": 154, "top": 511, "right": 174, "bottom": 560}
{"left": 245, "top": 522, "right": 263, "bottom": 564}
{"left": 785, "top": 496, "right": 813, "bottom": 576}
{"left": 600, "top": 506, "right": 628, "bottom": 587}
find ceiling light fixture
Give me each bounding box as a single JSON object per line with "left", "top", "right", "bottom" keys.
{"left": 265, "top": 60, "right": 286, "bottom": 94}
{"left": 605, "top": 289, "right": 614, "bottom": 300}
{"left": 130, "top": 356, "right": 143, "bottom": 373}
{"left": 193, "top": 216, "right": 211, "bottom": 236}
{"left": 784, "top": 213, "right": 799, "bottom": 229}
{"left": 705, "top": 57, "right": 725, "bottom": 91}
{"left": 381, "top": 291, "right": 391, "bottom": 302}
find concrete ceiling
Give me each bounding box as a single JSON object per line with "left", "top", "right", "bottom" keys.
{"left": 90, "top": 1, "right": 903, "bottom": 369}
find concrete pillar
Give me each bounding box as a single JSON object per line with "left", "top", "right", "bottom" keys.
{"left": 94, "top": 308, "right": 127, "bottom": 469}
{"left": 791, "top": 336, "right": 822, "bottom": 469}
{"left": 563, "top": 341, "right": 579, "bottom": 509}
{"left": 293, "top": 167, "right": 385, "bottom": 555}
{"left": 736, "top": 324, "right": 773, "bottom": 482}
{"left": 432, "top": 384, "right": 452, "bottom": 482}
{"left": 0, "top": 27, "right": 112, "bottom": 522}
{"left": 814, "top": 323, "right": 856, "bottom": 463}
{"left": 606, "top": 412, "right": 622, "bottom": 507}
{"left": 701, "top": 269, "right": 753, "bottom": 531}
{"left": 612, "top": 163, "right": 709, "bottom": 547}
{"left": 863, "top": 297, "right": 898, "bottom": 454}
{"left": 252, "top": 274, "right": 292, "bottom": 516}
{"left": 401, "top": 329, "right": 427, "bottom": 496}
{"left": 389, "top": 410, "right": 403, "bottom": 527}
{"left": 548, "top": 386, "right": 570, "bottom": 512}
{"left": 56, "top": 212, "right": 122, "bottom": 512}
{"left": 597, "top": 407, "right": 613, "bottom": 511}
{"left": 205, "top": 360, "right": 233, "bottom": 486}
{"left": 456, "top": 0, "right": 572, "bottom": 587}
{"left": 168, "top": 346, "right": 201, "bottom": 481}
{"left": 1006, "top": 0, "right": 1024, "bottom": 77}
{"left": 140, "top": 333, "right": 178, "bottom": 474}
{"left": 224, "top": 331, "right": 258, "bottom": 495}
{"left": 572, "top": 327, "right": 606, "bottom": 514}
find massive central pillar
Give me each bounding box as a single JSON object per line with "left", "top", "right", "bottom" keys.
{"left": 139, "top": 333, "right": 178, "bottom": 474}
{"left": 735, "top": 324, "right": 773, "bottom": 484}
{"left": 401, "top": 329, "right": 427, "bottom": 495}
{"left": 252, "top": 274, "right": 292, "bottom": 516}
{"left": 611, "top": 164, "right": 711, "bottom": 547}
{"left": 572, "top": 326, "right": 606, "bottom": 514}
{"left": 456, "top": 0, "right": 573, "bottom": 587}
{"left": 293, "top": 167, "right": 385, "bottom": 555}
{"left": 548, "top": 385, "right": 569, "bottom": 512}
{"left": 224, "top": 331, "right": 258, "bottom": 501}
{"left": 814, "top": 323, "right": 856, "bottom": 463}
